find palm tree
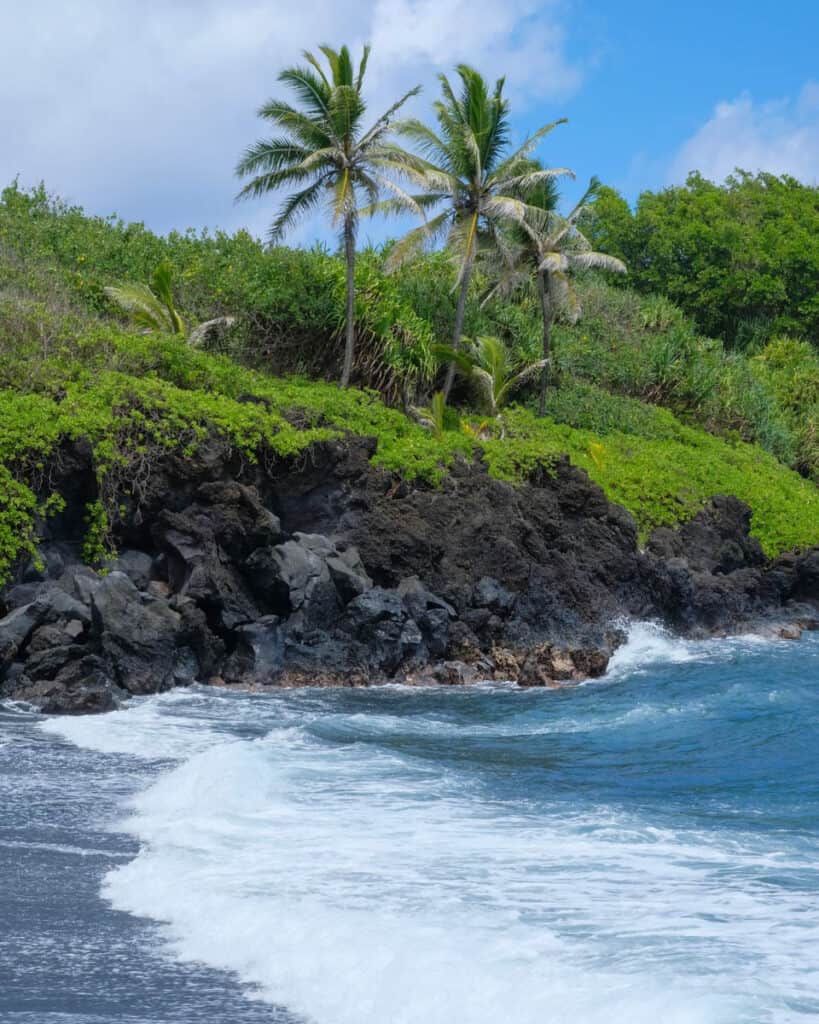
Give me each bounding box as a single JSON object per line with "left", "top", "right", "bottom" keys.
{"left": 105, "top": 260, "right": 185, "bottom": 336}
{"left": 372, "top": 65, "right": 571, "bottom": 400}
{"left": 442, "top": 335, "right": 546, "bottom": 418}
{"left": 105, "top": 260, "right": 236, "bottom": 346}
{"left": 235, "top": 44, "right": 422, "bottom": 387}
{"left": 486, "top": 171, "right": 627, "bottom": 415}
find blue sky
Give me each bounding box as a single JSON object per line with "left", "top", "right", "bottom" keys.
{"left": 2, "top": 1, "right": 817, "bottom": 242}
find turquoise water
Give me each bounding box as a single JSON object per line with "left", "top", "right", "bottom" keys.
{"left": 2, "top": 624, "right": 818, "bottom": 1023}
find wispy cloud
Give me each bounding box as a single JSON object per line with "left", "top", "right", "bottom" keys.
{"left": 668, "top": 82, "right": 819, "bottom": 186}
{"left": 1, "top": 0, "right": 584, "bottom": 238}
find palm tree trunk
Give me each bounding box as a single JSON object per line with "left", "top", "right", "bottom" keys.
{"left": 444, "top": 257, "right": 474, "bottom": 401}
{"left": 341, "top": 216, "right": 356, "bottom": 388}
{"left": 537, "top": 269, "right": 553, "bottom": 417}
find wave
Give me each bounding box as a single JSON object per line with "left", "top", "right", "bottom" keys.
{"left": 36, "top": 630, "right": 819, "bottom": 1023}
{"left": 605, "top": 620, "right": 788, "bottom": 680}
{"left": 40, "top": 689, "right": 224, "bottom": 761}
{"left": 101, "top": 734, "right": 738, "bottom": 1024}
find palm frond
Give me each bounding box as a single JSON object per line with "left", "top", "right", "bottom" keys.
{"left": 277, "top": 67, "right": 332, "bottom": 122}
{"left": 359, "top": 86, "right": 422, "bottom": 149}
{"left": 494, "top": 167, "right": 574, "bottom": 195}
{"left": 268, "top": 177, "right": 330, "bottom": 241}
{"left": 355, "top": 43, "right": 371, "bottom": 92}
{"left": 104, "top": 282, "right": 174, "bottom": 333}
{"left": 361, "top": 173, "right": 428, "bottom": 222}
{"left": 384, "top": 211, "right": 450, "bottom": 271}
{"left": 395, "top": 118, "right": 452, "bottom": 168}
{"left": 567, "top": 251, "right": 627, "bottom": 273}
{"left": 302, "top": 49, "right": 331, "bottom": 89}
{"left": 491, "top": 118, "right": 569, "bottom": 180}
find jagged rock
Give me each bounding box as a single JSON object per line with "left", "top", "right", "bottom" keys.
{"left": 37, "top": 583, "right": 93, "bottom": 627}
{"left": 1, "top": 435, "right": 815, "bottom": 714}
{"left": 196, "top": 481, "right": 283, "bottom": 557}
{"left": 2, "top": 583, "right": 41, "bottom": 611}
{"left": 222, "top": 616, "right": 282, "bottom": 685}
{"left": 24, "top": 643, "right": 88, "bottom": 682}
{"left": 176, "top": 599, "right": 224, "bottom": 679}
{"left": 243, "top": 546, "right": 291, "bottom": 612}
{"left": 326, "top": 552, "right": 372, "bottom": 603}
{"left": 90, "top": 572, "right": 186, "bottom": 694}
{"left": 269, "top": 538, "right": 341, "bottom": 624}
{"left": 105, "top": 549, "right": 155, "bottom": 590}
{"left": 63, "top": 568, "right": 103, "bottom": 608}
{"left": 21, "top": 543, "right": 72, "bottom": 583}
{"left": 472, "top": 576, "right": 516, "bottom": 617}
{"left": 346, "top": 587, "right": 406, "bottom": 630}
{"left": 153, "top": 510, "right": 260, "bottom": 630}
{"left": 397, "top": 576, "right": 456, "bottom": 620}
{"left": 27, "top": 624, "right": 80, "bottom": 655}
{"left": 11, "top": 655, "right": 122, "bottom": 714}
{"left": 0, "top": 603, "right": 44, "bottom": 670}
{"left": 794, "top": 549, "right": 819, "bottom": 601}
{"left": 646, "top": 496, "right": 765, "bottom": 575}
{"left": 516, "top": 642, "right": 612, "bottom": 688}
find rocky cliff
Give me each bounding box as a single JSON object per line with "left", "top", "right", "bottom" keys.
{"left": 1, "top": 437, "right": 817, "bottom": 713}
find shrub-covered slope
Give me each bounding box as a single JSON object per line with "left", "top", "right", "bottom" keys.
{"left": 1, "top": 181, "right": 818, "bottom": 587}
{"left": 1, "top": 330, "right": 818, "bottom": 588}
{"left": 2, "top": 181, "right": 816, "bottom": 482}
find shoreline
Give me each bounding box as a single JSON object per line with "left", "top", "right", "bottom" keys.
{"left": 2, "top": 438, "right": 817, "bottom": 715}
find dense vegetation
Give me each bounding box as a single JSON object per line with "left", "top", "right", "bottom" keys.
{"left": 2, "top": 180, "right": 819, "bottom": 583}
{"left": 1, "top": 49, "right": 817, "bottom": 584}
{"left": 586, "top": 171, "right": 819, "bottom": 350}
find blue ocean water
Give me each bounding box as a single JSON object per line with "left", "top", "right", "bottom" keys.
{"left": 1, "top": 624, "right": 818, "bottom": 1024}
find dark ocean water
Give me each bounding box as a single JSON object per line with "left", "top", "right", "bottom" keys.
{"left": 1, "top": 624, "right": 818, "bottom": 1024}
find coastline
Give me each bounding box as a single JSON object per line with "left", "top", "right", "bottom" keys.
{"left": 1, "top": 436, "right": 817, "bottom": 715}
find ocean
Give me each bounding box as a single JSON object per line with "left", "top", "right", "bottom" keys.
{"left": 1, "top": 624, "right": 818, "bottom": 1024}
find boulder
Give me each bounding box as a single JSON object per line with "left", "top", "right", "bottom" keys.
{"left": 268, "top": 539, "right": 341, "bottom": 624}
{"left": 105, "top": 549, "right": 155, "bottom": 590}
{"left": 346, "top": 587, "right": 406, "bottom": 630}
{"left": 222, "top": 616, "right": 282, "bottom": 685}
{"left": 153, "top": 511, "right": 260, "bottom": 630}
{"left": 0, "top": 603, "right": 44, "bottom": 671}
{"left": 326, "top": 550, "right": 372, "bottom": 603}
{"left": 90, "top": 572, "right": 185, "bottom": 694}
{"left": 11, "top": 655, "right": 122, "bottom": 714}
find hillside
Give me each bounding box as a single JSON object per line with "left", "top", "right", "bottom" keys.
{"left": 1, "top": 182, "right": 818, "bottom": 585}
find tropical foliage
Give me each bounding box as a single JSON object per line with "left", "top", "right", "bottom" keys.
{"left": 104, "top": 259, "right": 185, "bottom": 335}
{"left": 585, "top": 171, "right": 819, "bottom": 349}
{"left": 444, "top": 335, "right": 546, "bottom": 418}
{"left": 0, "top": 328, "right": 816, "bottom": 588}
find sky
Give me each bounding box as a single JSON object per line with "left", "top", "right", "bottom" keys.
{"left": 2, "top": 0, "right": 818, "bottom": 242}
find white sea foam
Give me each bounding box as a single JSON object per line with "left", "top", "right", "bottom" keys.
{"left": 604, "top": 620, "right": 787, "bottom": 681}
{"left": 102, "top": 734, "right": 738, "bottom": 1024}
{"left": 34, "top": 635, "right": 819, "bottom": 1024}
{"left": 39, "top": 689, "right": 219, "bottom": 760}
{"left": 606, "top": 621, "right": 703, "bottom": 677}
{"left": 0, "top": 697, "right": 40, "bottom": 715}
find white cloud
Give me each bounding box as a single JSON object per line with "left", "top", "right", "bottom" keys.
{"left": 669, "top": 82, "right": 819, "bottom": 186}
{"left": 1, "top": 0, "right": 583, "bottom": 239}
